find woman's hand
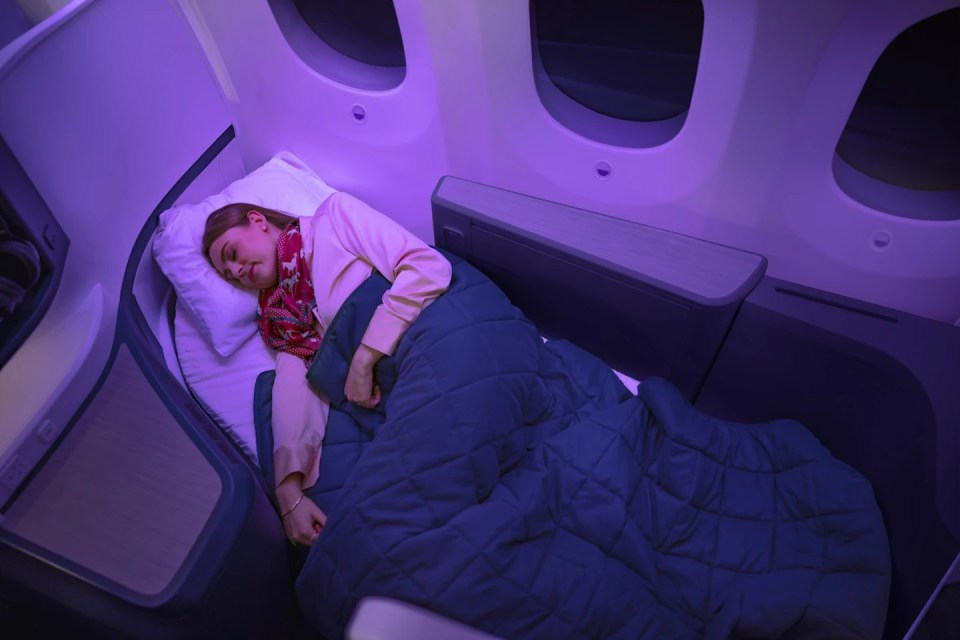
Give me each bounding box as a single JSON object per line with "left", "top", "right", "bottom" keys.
{"left": 345, "top": 344, "right": 384, "bottom": 409}
{"left": 277, "top": 474, "right": 327, "bottom": 546}
{"left": 281, "top": 494, "right": 327, "bottom": 546}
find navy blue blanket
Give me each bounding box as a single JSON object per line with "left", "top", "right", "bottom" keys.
{"left": 258, "top": 254, "right": 890, "bottom": 639}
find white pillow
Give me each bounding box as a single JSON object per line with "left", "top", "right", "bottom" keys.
{"left": 153, "top": 151, "right": 337, "bottom": 357}
{"left": 174, "top": 298, "right": 275, "bottom": 463}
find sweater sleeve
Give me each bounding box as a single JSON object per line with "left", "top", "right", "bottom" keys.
{"left": 325, "top": 191, "right": 452, "bottom": 355}
{"left": 271, "top": 351, "right": 329, "bottom": 491}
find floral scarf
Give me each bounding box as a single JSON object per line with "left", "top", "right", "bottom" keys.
{"left": 257, "top": 221, "right": 321, "bottom": 363}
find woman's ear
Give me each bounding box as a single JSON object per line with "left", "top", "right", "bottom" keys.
{"left": 247, "top": 209, "right": 267, "bottom": 229}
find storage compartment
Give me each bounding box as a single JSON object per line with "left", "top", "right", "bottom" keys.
{"left": 0, "top": 134, "right": 68, "bottom": 371}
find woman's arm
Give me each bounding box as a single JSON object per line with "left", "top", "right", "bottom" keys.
{"left": 272, "top": 352, "right": 329, "bottom": 489}
{"left": 272, "top": 352, "right": 329, "bottom": 543}
{"left": 324, "top": 192, "right": 452, "bottom": 406}
{"left": 326, "top": 192, "right": 453, "bottom": 357}
{"left": 345, "top": 343, "right": 384, "bottom": 409}
{"left": 276, "top": 472, "right": 327, "bottom": 546}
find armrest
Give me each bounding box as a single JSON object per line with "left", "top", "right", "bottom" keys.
{"left": 431, "top": 175, "right": 766, "bottom": 399}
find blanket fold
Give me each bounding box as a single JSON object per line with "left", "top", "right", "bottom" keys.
{"left": 269, "top": 253, "right": 890, "bottom": 639}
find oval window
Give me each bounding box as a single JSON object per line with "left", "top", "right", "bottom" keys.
{"left": 531, "top": 0, "right": 704, "bottom": 146}
{"left": 834, "top": 9, "right": 960, "bottom": 220}
{"left": 292, "top": 0, "right": 404, "bottom": 68}
{"left": 268, "top": 0, "right": 405, "bottom": 90}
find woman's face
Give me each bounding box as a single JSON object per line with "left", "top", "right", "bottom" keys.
{"left": 208, "top": 211, "right": 279, "bottom": 290}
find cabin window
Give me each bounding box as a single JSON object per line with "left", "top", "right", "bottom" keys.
{"left": 530, "top": 0, "right": 704, "bottom": 147}
{"left": 267, "top": 0, "right": 405, "bottom": 90}
{"left": 834, "top": 9, "right": 960, "bottom": 221}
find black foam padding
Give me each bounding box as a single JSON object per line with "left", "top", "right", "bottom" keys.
{"left": 0, "top": 274, "right": 24, "bottom": 315}
{"left": 0, "top": 237, "right": 41, "bottom": 289}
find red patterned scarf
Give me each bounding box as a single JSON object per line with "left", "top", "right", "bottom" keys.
{"left": 257, "top": 221, "right": 321, "bottom": 363}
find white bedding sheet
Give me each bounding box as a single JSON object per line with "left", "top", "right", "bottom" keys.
{"left": 174, "top": 299, "right": 274, "bottom": 463}
{"left": 612, "top": 368, "right": 643, "bottom": 395}
{"left": 175, "top": 306, "right": 642, "bottom": 466}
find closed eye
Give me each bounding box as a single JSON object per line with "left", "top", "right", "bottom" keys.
{"left": 220, "top": 243, "right": 238, "bottom": 281}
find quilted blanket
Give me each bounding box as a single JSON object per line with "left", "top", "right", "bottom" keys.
{"left": 257, "top": 254, "right": 891, "bottom": 639}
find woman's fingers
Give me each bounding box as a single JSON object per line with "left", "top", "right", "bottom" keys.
{"left": 344, "top": 371, "right": 367, "bottom": 404}
{"left": 354, "top": 393, "right": 379, "bottom": 409}
{"left": 282, "top": 496, "right": 328, "bottom": 546}
{"left": 311, "top": 503, "right": 328, "bottom": 527}
{"left": 306, "top": 501, "right": 327, "bottom": 531}
{"left": 301, "top": 503, "right": 327, "bottom": 546}
{"left": 345, "top": 350, "right": 383, "bottom": 407}
{"left": 345, "top": 371, "right": 381, "bottom": 408}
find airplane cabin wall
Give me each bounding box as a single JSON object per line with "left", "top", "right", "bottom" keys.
{"left": 0, "top": 0, "right": 232, "bottom": 473}
{"left": 776, "top": 0, "right": 960, "bottom": 322}
{"left": 184, "top": 0, "right": 960, "bottom": 323}
{"left": 178, "top": 0, "right": 449, "bottom": 244}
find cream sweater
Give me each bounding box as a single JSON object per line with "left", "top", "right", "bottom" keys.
{"left": 270, "top": 192, "right": 452, "bottom": 490}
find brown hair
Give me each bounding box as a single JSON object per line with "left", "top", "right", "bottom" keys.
{"left": 201, "top": 203, "right": 297, "bottom": 263}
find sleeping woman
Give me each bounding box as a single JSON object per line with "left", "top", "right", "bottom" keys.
{"left": 202, "top": 191, "right": 890, "bottom": 640}
{"left": 202, "top": 192, "right": 451, "bottom": 547}
{"left": 204, "top": 194, "right": 890, "bottom": 640}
